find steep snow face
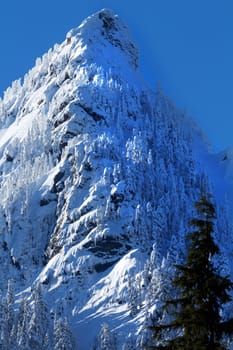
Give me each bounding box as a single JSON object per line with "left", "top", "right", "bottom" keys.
{"left": 0, "top": 9, "right": 232, "bottom": 349}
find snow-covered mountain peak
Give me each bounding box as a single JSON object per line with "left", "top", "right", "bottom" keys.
{"left": 67, "top": 8, "right": 139, "bottom": 69}
{"left": 0, "top": 9, "right": 233, "bottom": 349}
{"left": 0, "top": 9, "right": 154, "bottom": 287}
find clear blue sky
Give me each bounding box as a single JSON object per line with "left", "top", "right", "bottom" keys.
{"left": 0, "top": 0, "right": 232, "bottom": 151}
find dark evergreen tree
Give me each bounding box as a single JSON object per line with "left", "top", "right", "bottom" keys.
{"left": 151, "top": 193, "right": 233, "bottom": 350}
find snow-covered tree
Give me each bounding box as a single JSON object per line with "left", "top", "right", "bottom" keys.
{"left": 28, "top": 285, "right": 50, "bottom": 349}
{"left": 0, "top": 293, "right": 7, "bottom": 349}
{"left": 94, "top": 323, "right": 117, "bottom": 350}
{"left": 4, "top": 279, "right": 15, "bottom": 348}
{"left": 16, "top": 298, "right": 31, "bottom": 350}
{"left": 127, "top": 273, "right": 142, "bottom": 317}
{"left": 54, "top": 316, "right": 76, "bottom": 350}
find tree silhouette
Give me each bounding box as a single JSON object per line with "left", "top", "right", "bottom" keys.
{"left": 151, "top": 193, "right": 233, "bottom": 349}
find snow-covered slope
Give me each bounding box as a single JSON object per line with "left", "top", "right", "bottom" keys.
{"left": 0, "top": 9, "right": 233, "bottom": 349}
